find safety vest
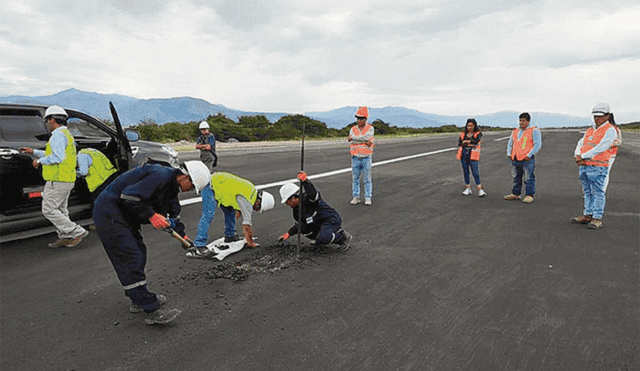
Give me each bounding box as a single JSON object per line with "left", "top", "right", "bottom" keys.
{"left": 510, "top": 126, "right": 536, "bottom": 161}
{"left": 79, "top": 148, "right": 117, "bottom": 192}
{"left": 580, "top": 122, "right": 613, "bottom": 167}
{"left": 42, "top": 128, "right": 76, "bottom": 183}
{"left": 349, "top": 124, "right": 375, "bottom": 157}
{"left": 456, "top": 132, "right": 481, "bottom": 161}
{"left": 210, "top": 172, "right": 257, "bottom": 210}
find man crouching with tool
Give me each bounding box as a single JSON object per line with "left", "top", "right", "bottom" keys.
{"left": 93, "top": 160, "right": 210, "bottom": 325}
{"left": 278, "top": 172, "right": 352, "bottom": 251}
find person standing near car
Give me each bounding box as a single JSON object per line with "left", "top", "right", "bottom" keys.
{"left": 77, "top": 148, "right": 119, "bottom": 201}
{"left": 348, "top": 106, "right": 375, "bottom": 206}
{"left": 92, "top": 160, "right": 210, "bottom": 325}
{"left": 20, "top": 105, "right": 89, "bottom": 248}
{"left": 195, "top": 121, "right": 217, "bottom": 173}
{"left": 503, "top": 112, "right": 542, "bottom": 204}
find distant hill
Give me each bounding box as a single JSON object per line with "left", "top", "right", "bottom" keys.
{"left": 1, "top": 89, "right": 593, "bottom": 128}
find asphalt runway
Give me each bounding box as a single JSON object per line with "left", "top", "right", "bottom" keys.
{"left": 1, "top": 131, "right": 638, "bottom": 371}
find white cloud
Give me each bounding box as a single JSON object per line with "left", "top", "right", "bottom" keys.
{"left": 1, "top": 0, "right": 638, "bottom": 122}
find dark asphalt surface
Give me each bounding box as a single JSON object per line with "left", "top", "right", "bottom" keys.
{"left": 1, "top": 131, "right": 638, "bottom": 371}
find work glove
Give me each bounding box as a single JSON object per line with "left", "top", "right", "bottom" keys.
{"left": 297, "top": 171, "right": 307, "bottom": 182}
{"left": 149, "top": 213, "right": 170, "bottom": 230}
{"left": 278, "top": 232, "right": 290, "bottom": 243}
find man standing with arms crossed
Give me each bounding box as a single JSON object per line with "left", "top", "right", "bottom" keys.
{"left": 195, "top": 121, "right": 217, "bottom": 173}
{"left": 503, "top": 112, "right": 542, "bottom": 204}
{"left": 348, "top": 106, "right": 375, "bottom": 206}
{"left": 20, "top": 106, "right": 89, "bottom": 248}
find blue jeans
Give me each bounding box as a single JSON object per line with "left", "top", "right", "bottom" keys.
{"left": 352, "top": 156, "right": 372, "bottom": 199}
{"left": 461, "top": 154, "right": 481, "bottom": 185}
{"left": 194, "top": 185, "right": 238, "bottom": 246}
{"left": 510, "top": 156, "right": 536, "bottom": 196}
{"left": 579, "top": 166, "right": 608, "bottom": 219}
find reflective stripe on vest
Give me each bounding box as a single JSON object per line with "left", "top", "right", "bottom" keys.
{"left": 510, "top": 126, "right": 536, "bottom": 161}
{"left": 456, "top": 132, "right": 481, "bottom": 161}
{"left": 580, "top": 122, "right": 613, "bottom": 167}
{"left": 210, "top": 172, "right": 257, "bottom": 210}
{"left": 79, "top": 148, "right": 117, "bottom": 192}
{"left": 42, "top": 128, "right": 77, "bottom": 183}
{"left": 349, "top": 124, "right": 374, "bottom": 156}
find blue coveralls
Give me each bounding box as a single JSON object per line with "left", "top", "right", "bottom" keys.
{"left": 287, "top": 180, "right": 347, "bottom": 245}
{"left": 93, "top": 164, "right": 186, "bottom": 313}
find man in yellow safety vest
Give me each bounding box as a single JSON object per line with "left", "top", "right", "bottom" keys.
{"left": 20, "top": 106, "right": 89, "bottom": 248}
{"left": 77, "top": 148, "right": 119, "bottom": 200}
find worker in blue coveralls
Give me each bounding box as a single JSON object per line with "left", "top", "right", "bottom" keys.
{"left": 278, "top": 171, "right": 352, "bottom": 251}
{"left": 92, "top": 161, "right": 210, "bottom": 325}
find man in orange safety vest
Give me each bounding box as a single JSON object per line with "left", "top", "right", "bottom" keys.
{"left": 503, "top": 112, "right": 542, "bottom": 204}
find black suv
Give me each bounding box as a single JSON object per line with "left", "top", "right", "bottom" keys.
{"left": 0, "top": 102, "right": 179, "bottom": 241}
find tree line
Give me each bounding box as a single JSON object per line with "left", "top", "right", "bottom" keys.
{"left": 128, "top": 113, "right": 513, "bottom": 143}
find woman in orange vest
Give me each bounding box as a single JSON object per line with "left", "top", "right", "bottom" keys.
{"left": 348, "top": 106, "right": 375, "bottom": 206}
{"left": 456, "top": 118, "right": 486, "bottom": 197}
{"left": 570, "top": 102, "right": 617, "bottom": 229}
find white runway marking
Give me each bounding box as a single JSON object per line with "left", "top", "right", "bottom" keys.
{"left": 180, "top": 147, "right": 457, "bottom": 206}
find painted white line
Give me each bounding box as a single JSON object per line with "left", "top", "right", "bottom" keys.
{"left": 494, "top": 136, "right": 510, "bottom": 141}
{"left": 180, "top": 147, "right": 457, "bottom": 206}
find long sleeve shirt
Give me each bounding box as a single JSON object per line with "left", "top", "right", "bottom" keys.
{"left": 506, "top": 126, "right": 542, "bottom": 158}
{"left": 33, "top": 126, "right": 70, "bottom": 165}
{"left": 574, "top": 123, "right": 617, "bottom": 159}
{"left": 77, "top": 152, "right": 92, "bottom": 177}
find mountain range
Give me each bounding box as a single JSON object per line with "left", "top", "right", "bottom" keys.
{"left": 1, "top": 88, "right": 594, "bottom": 128}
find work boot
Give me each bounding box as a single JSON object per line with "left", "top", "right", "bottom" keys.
{"left": 522, "top": 195, "right": 534, "bottom": 204}
{"left": 350, "top": 197, "right": 360, "bottom": 205}
{"left": 145, "top": 307, "right": 181, "bottom": 325}
{"left": 224, "top": 235, "right": 241, "bottom": 243}
{"left": 570, "top": 215, "right": 592, "bottom": 224}
{"left": 587, "top": 219, "right": 603, "bottom": 230}
{"left": 130, "top": 294, "right": 167, "bottom": 314}
{"left": 462, "top": 187, "right": 472, "bottom": 196}
{"left": 503, "top": 193, "right": 520, "bottom": 201}
{"left": 65, "top": 229, "right": 90, "bottom": 247}
{"left": 336, "top": 230, "right": 352, "bottom": 252}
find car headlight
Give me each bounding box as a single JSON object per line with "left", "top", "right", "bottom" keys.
{"left": 162, "top": 146, "right": 178, "bottom": 158}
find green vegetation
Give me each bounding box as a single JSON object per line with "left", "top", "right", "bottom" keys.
{"left": 129, "top": 114, "right": 508, "bottom": 143}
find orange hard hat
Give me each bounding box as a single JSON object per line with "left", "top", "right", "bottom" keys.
{"left": 355, "top": 106, "right": 369, "bottom": 118}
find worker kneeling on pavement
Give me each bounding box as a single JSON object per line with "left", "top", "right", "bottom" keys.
{"left": 191, "top": 171, "right": 276, "bottom": 257}
{"left": 279, "top": 172, "right": 352, "bottom": 251}
{"left": 92, "top": 160, "right": 210, "bottom": 325}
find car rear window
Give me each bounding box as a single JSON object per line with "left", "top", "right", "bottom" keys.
{"left": 0, "top": 109, "right": 48, "bottom": 142}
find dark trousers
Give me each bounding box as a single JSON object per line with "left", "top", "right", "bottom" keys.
{"left": 93, "top": 195, "right": 160, "bottom": 313}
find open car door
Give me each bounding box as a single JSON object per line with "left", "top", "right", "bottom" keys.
{"left": 109, "top": 102, "right": 133, "bottom": 170}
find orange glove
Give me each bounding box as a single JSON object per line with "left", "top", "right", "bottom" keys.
{"left": 278, "top": 232, "right": 290, "bottom": 242}
{"left": 149, "top": 213, "right": 170, "bottom": 229}
{"left": 297, "top": 171, "right": 307, "bottom": 182}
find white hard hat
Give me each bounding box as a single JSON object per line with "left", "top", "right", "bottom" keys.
{"left": 199, "top": 121, "right": 210, "bottom": 129}
{"left": 279, "top": 182, "right": 299, "bottom": 203}
{"left": 259, "top": 191, "right": 275, "bottom": 213}
{"left": 44, "top": 105, "right": 68, "bottom": 120}
{"left": 183, "top": 160, "right": 211, "bottom": 194}
{"left": 592, "top": 102, "right": 610, "bottom": 116}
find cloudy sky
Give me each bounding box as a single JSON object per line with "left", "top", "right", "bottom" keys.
{"left": 1, "top": 0, "right": 639, "bottom": 122}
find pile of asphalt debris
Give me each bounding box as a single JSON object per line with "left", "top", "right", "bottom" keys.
{"left": 184, "top": 242, "right": 344, "bottom": 283}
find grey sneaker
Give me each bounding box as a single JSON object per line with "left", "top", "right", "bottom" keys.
{"left": 350, "top": 197, "right": 360, "bottom": 205}
{"left": 336, "top": 230, "right": 352, "bottom": 252}
{"left": 145, "top": 307, "right": 181, "bottom": 325}
{"left": 364, "top": 198, "right": 372, "bottom": 206}
{"left": 130, "top": 294, "right": 167, "bottom": 314}
{"left": 65, "top": 229, "right": 90, "bottom": 247}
